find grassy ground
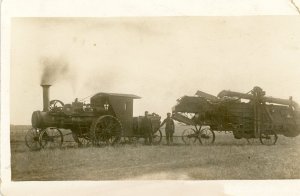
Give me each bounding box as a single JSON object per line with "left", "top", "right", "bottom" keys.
{"left": 10, "top": 126, "right": 300, "bottom": 180}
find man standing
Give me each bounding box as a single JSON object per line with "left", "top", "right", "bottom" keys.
{"left": 160, "top": 112, "right": 175, "bottom": 145}
{"left": 141, "top": 111, "right": 153, "bottom": 145}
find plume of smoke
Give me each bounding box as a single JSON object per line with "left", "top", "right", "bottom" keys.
{"left": 40, "top": 56, "right": 70, "bottom": 85}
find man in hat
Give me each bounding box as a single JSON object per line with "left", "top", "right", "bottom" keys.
{"left": 160, "top": 112, "right": 175, "bottom": 145}
{"left": 141, "top": 111, "right": 153, "bottom": 145}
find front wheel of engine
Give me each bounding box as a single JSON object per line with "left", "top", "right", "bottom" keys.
{"left": 39, "top": 127, "right": 63, "bottom": 149}
{"left": 25, "top": 127, "right": 41, "bottom": 151}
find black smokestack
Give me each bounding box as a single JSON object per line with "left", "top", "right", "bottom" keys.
{"left": 41, "top": 84, "right": 51, "bottom": 112}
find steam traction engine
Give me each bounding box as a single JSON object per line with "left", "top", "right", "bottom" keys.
{"left": 172, "top": 86, "right": 300, "bottom": 145}
{"left": 26, "top": 85, "right": 162, "bottom": 150}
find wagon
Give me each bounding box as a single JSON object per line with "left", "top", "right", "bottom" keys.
{"left": 25, "top": 85, "right": 162, "bottom": 150}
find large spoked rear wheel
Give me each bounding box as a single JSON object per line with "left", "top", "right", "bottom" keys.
{"left": 25, "top": 127, "right": 41, "bottom": 151}
{"left": 152, "top": 129, "right": 162, "bottom": 145}
{"left": 39, "top": 127, "right": 64, "bottom": 149}
{"left": 90, "top": 115, "right": 123, "bottom": 146}
{"left": 198, "top": 127, "right": 215, "bottom": 145}
{"left": 260, "top": 130, "right": 278, "bottom": 145}
{"left": 182, "top": 128, "right": 198, "bottom": 145}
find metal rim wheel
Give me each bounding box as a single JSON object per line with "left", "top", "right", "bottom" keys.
{"left": 182, "top": 128, "right": 198, "bottom": 145}
{"left": 259, "top": 130, "right": 278, "bottom": 145}
{"left": 72, "top": 132, "right": 90, "bottom": 147}
{"left": 152, "top": 129, "right": 162, "bottom": 145}
{"left": 25, "top": 127, "right": 41, "bottom": 151}
{"left": 198, "top": 127, "right": 215, "bottom": 145}
{"left": 39, "top": 127, "right": 64, "bottom": 149}
{"left": 90, "top": 115, "right": 123, "bottom": 146}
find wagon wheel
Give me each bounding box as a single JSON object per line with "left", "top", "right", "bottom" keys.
{"left": 39, "top": 127, "right": 64, "bottom": 149}
{"left": 198, "top": 127, "right": 215, "bottom": 145}
{"left": 259, "top": 129, "right": 278, "bottom": 145}
{"left": 25, "top": 127, "right": 41, "bottom": 151}
{"left": 90, "top": 115, "right": 123, "bottom": 146}
{"left": 49, "top": 100, "right": 64, "bottom": 112}
{"left": 72, "top": 132, "right": 90, "bottom": 147}
{"left": 152, "top": 129, "right": 162, "bottom": 145}
{"left": 182, "top": 128, "right": 198, "bottom": 145}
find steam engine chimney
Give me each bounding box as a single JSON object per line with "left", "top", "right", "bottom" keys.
{"left": 41, "top": 84, "right": 51, "bottom": 112}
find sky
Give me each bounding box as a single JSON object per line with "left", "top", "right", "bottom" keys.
{"left": 10, "top": 16, "right": 300, "bottom": 124}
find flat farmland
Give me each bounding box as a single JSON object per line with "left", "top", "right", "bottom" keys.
{"left": 10, "top": 125, "right": 300, "bottom": 180}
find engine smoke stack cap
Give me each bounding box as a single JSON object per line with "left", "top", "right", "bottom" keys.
{"left": 41, "top": 84, "right": 51, "bottom": 87}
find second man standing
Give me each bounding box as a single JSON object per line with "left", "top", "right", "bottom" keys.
{"left": 160, "top": 112, "right": 175, "bottom": 145}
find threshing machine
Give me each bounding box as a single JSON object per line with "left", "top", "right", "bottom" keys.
{"left": 172, "top": 86, "right": 300, "bottom": 145}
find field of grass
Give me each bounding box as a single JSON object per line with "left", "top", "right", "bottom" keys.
{"left": 10, "top": 125, "right": 300, "bottom": 180}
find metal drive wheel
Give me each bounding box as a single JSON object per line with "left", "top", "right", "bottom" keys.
{"left": 259, "top": 129, "right": 278, "bottom": 145}
{"left": 25, "top": 127, "right": 41, "bottom": 151}
{"left": 198, "top": 127, "right": 215, "bottom": 145}
{"left": 39, "top": 127, "right": 64, "bottom": 149}
{"left": 152, "top": 129, "right": 162, "bottom": 145}
{"left": 72, "top": 132, "right": 90, "bottom": 147}
{"left": 90, "top": 115, "right": 123, "bottom": 146}
{"left": 182, "top": 128, "right": 198, "bottom": 145}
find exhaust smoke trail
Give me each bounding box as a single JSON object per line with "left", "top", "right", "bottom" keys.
{"left": 40, "top": 56, "right": 70, "bottom": 85}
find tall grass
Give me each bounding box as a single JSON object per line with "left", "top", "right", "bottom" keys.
{"left": 10, "top": 126, "right": 300, "bottom": 180}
